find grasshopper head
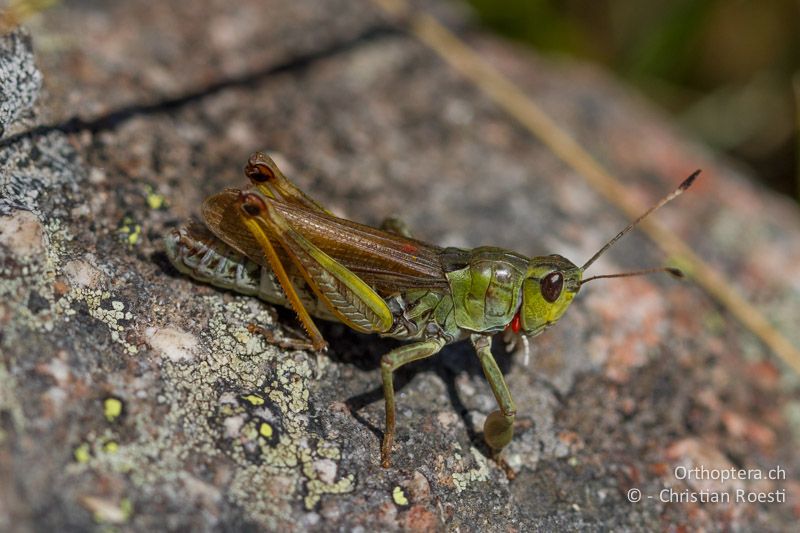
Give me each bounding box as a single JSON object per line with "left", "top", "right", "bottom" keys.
{"left": 518, "top": 255, "right": 582, "bottom": 336}
{"left": 517, "top": 170, "right": 700, "bottom": 337}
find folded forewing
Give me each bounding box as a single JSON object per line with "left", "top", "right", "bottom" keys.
{"left": 201, "top": 189, "right": 448, "bottom": 294}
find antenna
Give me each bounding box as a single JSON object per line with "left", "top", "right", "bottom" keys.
{"left": 581, "top": 267, "right": 683, "bottom": 286}
{"left": 581, "top": 170, "right": 700, "bottom": 272}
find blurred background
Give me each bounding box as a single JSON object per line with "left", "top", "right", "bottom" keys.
{"left": 3, "top": 0, "right": 799, "bottom": 200}
{"left": 464, "top": 0, "right": 800, "bottom": 201}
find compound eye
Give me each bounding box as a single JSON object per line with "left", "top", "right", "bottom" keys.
{"left": 540, "top": 271, "right": 564, "bottom": 303}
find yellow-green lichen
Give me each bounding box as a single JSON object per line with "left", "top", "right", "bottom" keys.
{"left": 259, "top": 421, "right": 274, "bottom": 438}
{"left": 117, "top": 216, "right": 141, "bottom": 246}
{"left": 71, "top": 428, "right": 129, "bottom": 467}
{"left": 243, "top": 394, "right": 265, "bottom": 406}
{"left": 392, "top": 485, "right": 409, "bottom": 506}
{"left": 74, "top": 442, "right": 91, "bottom": 463}
{"left": 145, "top": 186, "right": 166, "bottom": 210}
{"left": 103, "top": 397, "right": 123, "bottom": 422}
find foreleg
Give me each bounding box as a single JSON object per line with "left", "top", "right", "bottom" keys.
{"left": 471, "top": 334, "right": 516, "bottom": 453}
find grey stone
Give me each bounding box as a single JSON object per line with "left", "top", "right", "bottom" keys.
{"left": 0, "top": 28, "right": 41, "bottom": 139}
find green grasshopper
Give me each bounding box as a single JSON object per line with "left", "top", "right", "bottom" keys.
{"left": 165, "top": 152, "right": 697, "bottom": 467}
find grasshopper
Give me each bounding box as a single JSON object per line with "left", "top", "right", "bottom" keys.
{"left": 165, "top": 152, "right": 697, "bottom": 467}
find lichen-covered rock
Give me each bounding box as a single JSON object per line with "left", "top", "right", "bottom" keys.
{"left": 0, "top": 28, "right": 41, "bottom": 138}
{"left": 1, "top": 1, "right": 799, "bottom": 531}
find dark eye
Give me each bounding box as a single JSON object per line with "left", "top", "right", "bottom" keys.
{"left": 540, "top": 272, "right": 564, "bottom": 303}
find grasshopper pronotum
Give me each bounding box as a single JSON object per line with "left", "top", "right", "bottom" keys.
{"left": 165, "top": 152, "right": 697, "bottom": 467}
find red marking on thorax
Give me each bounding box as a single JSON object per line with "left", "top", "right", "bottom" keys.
{"left": 507, "top": 311, "right": 521, "bottom": 334}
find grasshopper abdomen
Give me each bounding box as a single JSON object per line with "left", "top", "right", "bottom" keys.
{"left": 165, "top": 224, "right": 336, "bottom": 322}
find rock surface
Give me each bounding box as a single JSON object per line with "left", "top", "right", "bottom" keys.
{"left": 2, "top": 1, "right": 799, "bottom": 530}
{"left": 0, "top": 27, "right": 40, "bottom": 138}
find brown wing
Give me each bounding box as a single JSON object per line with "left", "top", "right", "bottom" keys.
{"left": 202, "top": 189, "right": 448, "bottom": 293}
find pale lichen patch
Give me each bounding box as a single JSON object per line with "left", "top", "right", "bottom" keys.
{"left": 144, "top": 326, "right": 199, "bottom": 362}
{"left": 0, "top": 194, "right": 352, "bottom": 528}
{"left": 38, "top": 354, "right": 72, "bottom": 386}
{"left": 451, "top": 447, "right": 491, "bottom": 493}
{"left": 74, "top": 296, "right": 353, "bottom": 530}
{"left": 57, "top": 288, "right": 138, "bottom": 354}
{"left": 223, "top": 413, "right": 246, "bottom": 438}
{"left": 0, "top": 209, "right": 45, "bottom": 259}
{"left": 313, "top": 458, "right": 338, "bottom": 484}
{"left": 79, "top": 495, "right": 133, "bottom": 524}
{"left": 0, "top": 214, "right": 136, "bottom": 359}
{"left": 0, "top": 215, "right": 66, "bottom": 331}
{"left": 63, "top": 259, "right": 105, "bottom": 289}
{"left": 304, "top": 471, "right": 354, "bottom": 510}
